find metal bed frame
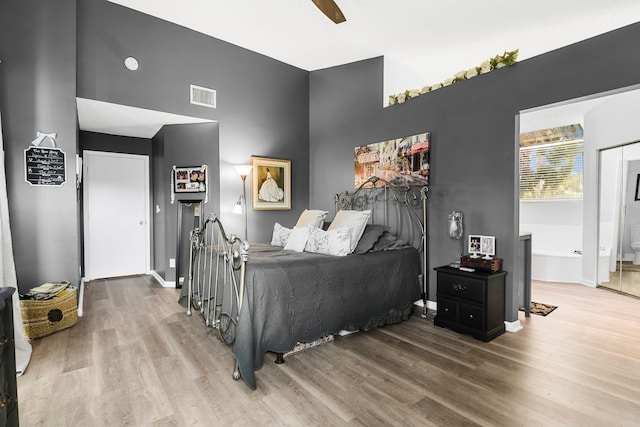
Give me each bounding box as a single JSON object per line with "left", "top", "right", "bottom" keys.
{"left": 185, "top": 176, "right": 428, "bottom": 382}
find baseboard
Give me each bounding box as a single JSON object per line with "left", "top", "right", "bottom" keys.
{"left": 149, "top": 270, "right": 175, "bottom": 288}
{"left": 413, "top": 299, "right": 437, "bottom": 311}
{"left": 78, "top": 277, "right": 85, "bottom": 317}
{"left": 505, "top": 320, "right": 523, "bottom": 333}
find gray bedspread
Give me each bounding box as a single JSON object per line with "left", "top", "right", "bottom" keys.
{"left": 233, "top": 243, "right": 422, "bottom": 389}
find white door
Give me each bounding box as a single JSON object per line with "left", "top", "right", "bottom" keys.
{"left": 83, "top": 151, "right": 150, "bottom": 280}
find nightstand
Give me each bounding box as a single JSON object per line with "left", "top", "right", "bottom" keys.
{"left": 434, "top": 266, "right": 507, "bottom": 342}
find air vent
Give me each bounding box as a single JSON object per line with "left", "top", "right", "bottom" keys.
{"left": 190, "top": 84, "right": 216, "bottom": 109}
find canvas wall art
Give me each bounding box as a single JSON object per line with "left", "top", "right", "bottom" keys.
{"left": 354, "top": 132, "right": 430, "bottom": 188}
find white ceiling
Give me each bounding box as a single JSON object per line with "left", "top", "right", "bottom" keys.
{"left": 82, "top": 1, "right": 640, "bottom": 138}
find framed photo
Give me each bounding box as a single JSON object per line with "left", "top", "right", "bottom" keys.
{"left": 468, "top": 235, "right": 481, "bottom": 257}
{"left": 250, "top": 156, "right": 291, "bottom": 210}
{"left": 481, "top": 235, "right": 496, "bottom": 259}
{"left": 173, "top": 165, "right": 207, "bottom": 193}
{"left": 635, "top": 174, "right": 640, "bottom": 201}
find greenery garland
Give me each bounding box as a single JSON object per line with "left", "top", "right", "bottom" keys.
{"left": 388, "top": 49, "right": 519, "bottom": 106}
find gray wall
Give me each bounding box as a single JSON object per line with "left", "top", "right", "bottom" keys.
{"left": 0, "top": 0, "right": 310, "bottom": 293}
{"left": 77, "top": 0, "right": 310, "bottom": 245}
{"left": 0, "top": 0, "right": 79, "bottom": 292}
{"left": 80, "top": 131, "right": 152, "bottom": 156}
{"left": 309, "top": 22, "right": 640, "bottom": 322}
{"left": 152, "top": 122, "right": 220, "bottom": 283}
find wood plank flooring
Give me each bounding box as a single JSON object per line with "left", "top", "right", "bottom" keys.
{"left": 17, "top": 276, "right": 640, "bottom": 426}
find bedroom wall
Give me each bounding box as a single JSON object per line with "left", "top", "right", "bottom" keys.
{"left": 0, "top": 0, "right": 79, "bottom": 292}
{"left": 76, "top": 0, "right": 310, "bottom": 246}
{"left": 309, "top": 22, "right": 640, "bottom": 323}
{"left": 152, "top": 122, "right": 220, "bottom": 284}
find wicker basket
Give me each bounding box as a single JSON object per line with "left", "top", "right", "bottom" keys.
{"left": 20, "top": 288, "right": 78, "bottom": 339}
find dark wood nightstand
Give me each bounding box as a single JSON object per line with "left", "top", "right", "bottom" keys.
{"left": 434, "top": 266, "right": 507, "bottom": 342}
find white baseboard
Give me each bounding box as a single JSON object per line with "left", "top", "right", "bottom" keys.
{"left": 149, "top": 270, "right": 175, "bottom": 288}
{"left": 413, "top": 299, "right": 437, "bottom": 311}
{"left": 505, "top": 320, "right": 523, "bottom": 333}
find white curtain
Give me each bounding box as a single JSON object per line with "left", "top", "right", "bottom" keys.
{"left": 0, "top": 112, "right": 32, "bottom": 375}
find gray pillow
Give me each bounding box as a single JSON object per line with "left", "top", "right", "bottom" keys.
{"left": 371, "top": 230, "right": 399, "bottom": 252}
{"left": 353, "top": 224, "right": 387, "bottom": 254}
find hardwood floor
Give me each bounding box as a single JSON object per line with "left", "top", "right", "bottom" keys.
{"left": 17, "top": 276, "right": 640, "bottom": 426}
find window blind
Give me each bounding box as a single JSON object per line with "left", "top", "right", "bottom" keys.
{"left": 519, "top": 140, "right": 583, "bottom": 199}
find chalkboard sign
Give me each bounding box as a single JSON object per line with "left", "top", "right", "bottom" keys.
{"left": 24, "top": 146, "right": 67, "bottom": 187}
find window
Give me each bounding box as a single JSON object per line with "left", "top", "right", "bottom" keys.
{"left": 519, "top": 125, "right": 583, "bottom": 200}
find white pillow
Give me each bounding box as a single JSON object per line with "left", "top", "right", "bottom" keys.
{"left": 284, "top": 226, "right": 310, "bottom": 252}
{"left": 328, "top": 210, "right": 371, "bottom": 252}
{"left": 295, "top": 209, "right": 329, "bottom": 228}
{"left": 305, "top": 225, "right": 351, "bottom": 257}
{"left": 271, "top": 222, "right": 292, "bottom": 247}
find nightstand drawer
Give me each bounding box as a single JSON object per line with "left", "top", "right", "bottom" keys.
{"left": 437, "top": 272, "right": 486, "bottom": 304}
{"left": 460, "top": 303, "right": 485, "bottom": 330}
{"left": 436, "top": 296, "right": 459, "bottom": 322}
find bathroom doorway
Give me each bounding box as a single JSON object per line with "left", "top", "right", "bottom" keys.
{"left": 598, "top": 142, "right": 640, "bottom": 298}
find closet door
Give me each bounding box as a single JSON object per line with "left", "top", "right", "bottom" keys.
{"left": 598, "top": 143, "right": 640, "bottom": 298}
{"left": 83, "top": 151, "right": 150, "bottom": 280}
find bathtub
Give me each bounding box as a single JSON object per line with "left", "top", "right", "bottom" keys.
{"left": 531, "top": 248, "right": 610, "bottom": 283}
{"left": 531, "top": 249, "right": 582, "bottom": 283}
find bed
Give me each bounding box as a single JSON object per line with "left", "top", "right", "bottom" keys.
{"left": 182, "top": 176, "right": 428, "bottom": 389}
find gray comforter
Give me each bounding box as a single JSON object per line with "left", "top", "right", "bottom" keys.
{"left": 233, "top": 243, "right": 422, "bottom": 389}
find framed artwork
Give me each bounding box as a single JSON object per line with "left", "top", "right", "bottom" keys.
{"left": 468, "top": 235, "right": 481, "bottom": 257}
{"left": 250, "top": 156, "right": 291, "bottom": 210}
{"left": 173, "top": 165, "right": 207, "bottom": 193}
{"left": 354, "top": 132, "right": 430, "bottom": 188}
{"left": 635, "top": 174, "right": 640, "bottom": 201}
{"left": 480, "top": 235, "right": 496, "bottom": 259}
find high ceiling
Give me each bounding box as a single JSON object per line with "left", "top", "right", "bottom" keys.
{"left": 107, "top": 0, "right": 640, "bottom": 92}
{"left": 84, "top": 1, "right": 640, "bottom": 138}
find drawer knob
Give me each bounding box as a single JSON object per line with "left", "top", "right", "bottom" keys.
{"left": 452, "top": 283, "right": 467, "bottom": 292}
{"left": 469, "top": 314, "right": 474, "bottom": 318}
{"left": 0, "top": 392, "right": 10, "bottom": 409}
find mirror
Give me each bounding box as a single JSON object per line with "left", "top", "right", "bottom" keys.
{"left": 598, "top": 142, "right": 640, "bottom": 297}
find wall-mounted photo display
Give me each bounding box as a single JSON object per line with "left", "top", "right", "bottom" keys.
{"left": 635, "top": 173, "right": 640, "bottom": 201}
{"left": 354, "top": 132, "right": 430, "bottom": 188}
{"left": 250, "top": 156, "right": 291, "bottom": 210}
{"left": 173, "top": 165, "right": 207, "bottom": 193}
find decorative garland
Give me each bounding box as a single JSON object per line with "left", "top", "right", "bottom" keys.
{"left": 388, "top": 49, "right": 519, "bottom": 106}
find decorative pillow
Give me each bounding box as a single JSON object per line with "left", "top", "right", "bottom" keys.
{"left": 284, "top": 225, "right": 310, "bottom": 252}
{"left": 305, "top": 225, "right": 351, "bottom": 257}
{"left": 353, "top": 224, "right": 388, "bottom": 255}
{"left": 328, "top": 210, "right": 371, "bottom": 252}
{"left": 271, "top": 222, "right": 292, "bottom": 247}
{"left": 295, "top": 209, "right": 329, "bottom": 228}
{"left": 372, "top": 231, "right": 399, "bottom": 252}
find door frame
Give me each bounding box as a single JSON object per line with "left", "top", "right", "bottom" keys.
{"left": 82, "top": 150, "right": 151, "bottom": 280}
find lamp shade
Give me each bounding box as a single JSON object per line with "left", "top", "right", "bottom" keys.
{"left": 233, "top": 165, "right": 253, "bottom": 177}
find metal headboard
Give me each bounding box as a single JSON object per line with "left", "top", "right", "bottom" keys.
{"left": 334, "top": 176, "right": 429, "bottom": 316}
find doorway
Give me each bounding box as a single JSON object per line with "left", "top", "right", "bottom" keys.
{"left": 83, "top": 151, "right": 150, "bottom": 280}
{"left": 598, "top": 142, "right": 640, "bottom": 298}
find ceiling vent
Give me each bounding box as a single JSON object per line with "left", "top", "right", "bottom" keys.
{"left": 190, "top": 84, "right": 216, "bottom": 109}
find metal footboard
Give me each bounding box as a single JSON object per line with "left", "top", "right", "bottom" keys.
{"left": 185, "top": 213, "right": 248, "bottom": 380}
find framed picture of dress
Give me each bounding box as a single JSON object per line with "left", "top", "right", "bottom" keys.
{"left": 250, "top": 156, "right": 291, "bottom": 210}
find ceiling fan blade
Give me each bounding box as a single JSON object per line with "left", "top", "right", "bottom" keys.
{"left": 312, "top": 0, "right": 346, "bottom": 24}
